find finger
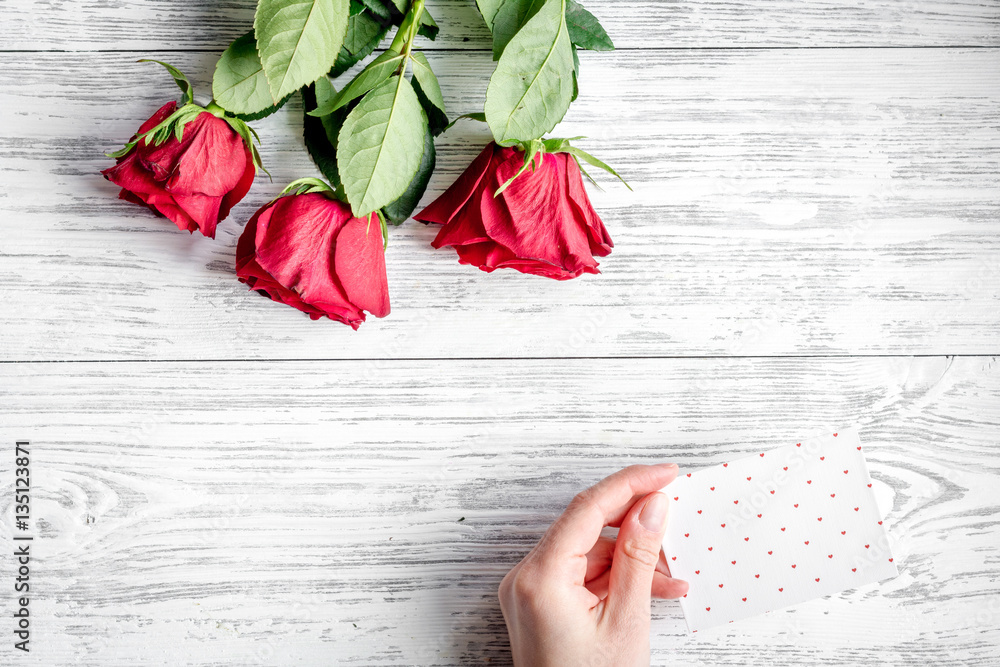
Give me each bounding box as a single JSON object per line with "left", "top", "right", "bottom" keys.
{"left": 651, "top": 573, "right": 689, "bottom": 599}
{"left": 584, "top": 536, "right": 617, "bottom": 582}
{"left": 604, "top": 491, "right": 670, "bottom": 623}
{"left": 538, "top": 464, "right": 678, "bottom": 560}
{"left": 586, "top": 570, "right": 688, "bottom": 601}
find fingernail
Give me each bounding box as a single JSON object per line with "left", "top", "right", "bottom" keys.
{"left": 657, "top": 463, "right": 678, "bottom": 470}
{"left": 640, "top": 492, "right": 669, "bottom": 532}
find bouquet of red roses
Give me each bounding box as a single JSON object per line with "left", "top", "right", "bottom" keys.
{"left": 104, "top": 0, "right": 627, "bottom": 328}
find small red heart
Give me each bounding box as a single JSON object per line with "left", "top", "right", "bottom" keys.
{"left": 794, "top": 503, "right": 799, "bottom": 508}
{"left": 796, "top": 443, "right": 801, "bottom": 447}
{"left": 844, "top": 470, "right": 849, "bottom": 474}
{"left": 721, "top": 523, "right": 726, "bottom": 528}
{"left": 697, "top": 510, "right": 702, "bottom": 514}
{"left": 742, "top": 597, "right": 747, "bottom": 601}
{"left": 684, "top": 533, "right": 690, "bottom": 537}
{"left": 695, "top": 570, "right": 700, "bottom": 574}
{"left": 833, "top": 433, "right": 838, "bottom": 436}
{"left": 830, "top": 493, "right": 836, "bottom": 498}
{"left": 783, "top": 467, "right": 788, "bottom": 471}
{"left": 855, "top": 507, "right": 860, "bottom": 512}
{"left": 852, "top": 568, "right": 857, "bottom": 572}
{"left": 815, "top": 577, "right": 820, "bottom": 582}
{"left": 804, "top": 540, "right": 809, "bottom": 545}
{"left": 755, "top": 574, "right": 760, "bottom": 578}
{"left": 889, "top": 558, "right": 894, "bottom": 562}
{"left": 770, "top": 490, "right": 775, "bottom": 494}
{"left": 746, "top": 476, "right": 751, "bottom": 481}
{"left": 672, "top": 557, "right": 677, "bottom": 561}
{"left": 723, "top": 463, "right": 728, "bottom": 467}
{"left": 865, "top": 544, "right": 870, "bottom": 549}
{"left": 817, "top": 517, "right": 823, "bottom": 522}
{"left": 768, "top": 551, "right": 773, "bottom": 555}
{"left": 674, "top": 497, "right": 679, "bottom": 501}
{"left": 781, "top": 527, "right": 786, "bottom": 531}
{"left": 718, "top": 584, "right": 724, "bottom": 588}
{"left": 857, "top": 446, "right": 862, "bottom": 450}
{"left": 734, "top": 500, "right": 739, "bottom": 505}
{"left": 760, "top": 453, "right": 765, "bottom": 457}
{"left": 686, "top": 473, "right": 691, "bottom": 477}
{"left": 706, "top": 606, "right": 711, "bottom": 611}
{"left": 878, "top": 521, "right": 883, "bottom": 525}
{"left": 710, "top": 487, "right": 715, "bottom": 491}
{"left": 841, "top": 530, "right": 846, "bottom": 535}
{"left": 778, "top": 587, "right": 783, "bottom": 592}
{"left": 684, "top": 594, "right": 688, "bottom": 598}
{"left": 820, "top": 456, "right": 825, "bottom": 461}
{"left": 867, "top": 483, "right": 872, "bottom": 488}
{"left": 807, "top": 480, "right": 812, "bottom": 484}
{"left": 791, "top": 564, "right": 796, "bottom": 568}
{"left": 828, "top": 554, "right": 833, "bottom": 559}
{"left": 731, "top": 560, "right": 736, "bottom": 565}
{"left": 757, "top": 513, "right": 762, "bottom": 518}
{"left": 708, "top": 547, "right": 713, "bottom": 551}
{"left": 745, "top": 537, "right": 750, "bottom": 542}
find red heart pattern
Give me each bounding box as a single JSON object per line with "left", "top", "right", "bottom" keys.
{"left": 660, "top": 428, "right": 897, "bottom": 632}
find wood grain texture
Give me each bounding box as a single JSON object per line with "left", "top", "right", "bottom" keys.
{"left": 4, "top": 0, "right": 1000, "bottom": 50}
{"left": 1, "top": 49, "right": 998, "bottom": 360}
{"left": 1, "top": 356, "right": 998, "bottom": 665}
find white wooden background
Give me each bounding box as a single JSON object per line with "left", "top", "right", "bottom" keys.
{"left": 1, "top": 0, "right": 999, "bottom": 664}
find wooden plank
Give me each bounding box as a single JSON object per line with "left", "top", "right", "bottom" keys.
{"left": 1, "top": 355, "right": 997, "bottom": 664}
{"left": 1, "top": 49, "right": 999, "bottom": 360}
{"left": 5, "top": 0, "right": 1000, "bottom": 50}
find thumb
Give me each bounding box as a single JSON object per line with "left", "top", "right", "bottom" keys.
{"left": 604, "top": 491, "right": 669, "bottom": 624}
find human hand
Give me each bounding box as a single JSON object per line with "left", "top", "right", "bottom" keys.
{"left": 498, "top": 464, "right": 688, "bottom": 667}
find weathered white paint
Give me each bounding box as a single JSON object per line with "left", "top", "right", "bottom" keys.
{"left": 1, "top": 1, "right": 998, "bottom": 664}
{"left": 5, "top": 0, "right": 1000, "bottom": 50}
{"left": 0, "top": 357, "right": 998, "bottom": 665}
{"left": 1, "top": 49, "right": 998, "bottom": 360}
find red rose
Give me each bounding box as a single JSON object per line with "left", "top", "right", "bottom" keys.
{"left": 236, "top": 192, "right": 390, "bottom": 329}
{"left": 102, "top": 101, "right": 255, "bottom": 238}
{"left": 414, "top": 142, "right": 613, "bottom": 280}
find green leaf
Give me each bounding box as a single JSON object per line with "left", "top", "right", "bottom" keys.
{"left": 280, "top": 177, "right": 337, "bottom": 197}
{"left": 330, "top": 21, "right": 390, "bottom": 78}
{"left": 484, "top": 0, "right": 574, "bottom": 144}
{"left": 388, "top": 0, "right": 405, "bottom": 12}
{"left": 213, "top": 31, "right": 276, "bottom": 117}
{"left": 570, "top": 43, "right": 579, "bottom": 102}
{"left": 413, "top": 76, "right": 448, "bottom": 136}
{"left": 409, "top": 52, "right": 445, "bottom": 115}
{"left": 310, "top": 49, "right": 403, "bottom": 116}
{"left": 302, "top": 79, "right": 348, "bottom": 186}
{"left": 441, "top": 112, "right": 487, "bottom": 133}
{"left": 360, "top": 0, "right": 391, "bottom": 19}
{"left": 417, "top": 10, "right": 439, "bottom": 40}
{"left": 495, "top": 139, "right": 541, "bottom": 196}
{"left": 565, "top": 0, "right": 614, "bottom": 51}
{"left": 337, "top": 74, "right": 428, "bottom": 216}
{"left": 254, "top": 0, "right": 351, "bottom": 102}
{"left": 344, "top": 10, "right": 386, "bottom": 53}
{"left": 139, "top": 59, "right": 194, "bottom": 105}
{"left": 476, "top": 0, "right": 503, "bottom": 28}
{"left": 490, "top": 0, "right": 542, "bottom": 60}
{"left": 409, "top": 51, "right": 447, "bottom": 134}
{"left": 564, "top": 145, "right": 630, "bottom": 189}
{"left": 381, "top": 126, "right": 435, "bottom": 225}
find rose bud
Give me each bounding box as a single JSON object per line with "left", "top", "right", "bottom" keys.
{"left": 236, "top": 189, "right": 390, "bottom": 329}
{"left": 414, "top": 141, "right": 614, "bottom": 280}
{"left": 102, "top": 101, "right": 256, "bottom": 238}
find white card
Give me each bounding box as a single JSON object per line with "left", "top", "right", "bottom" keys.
{"left": 662, "top": 427, "right": 897, "bottom": 632}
